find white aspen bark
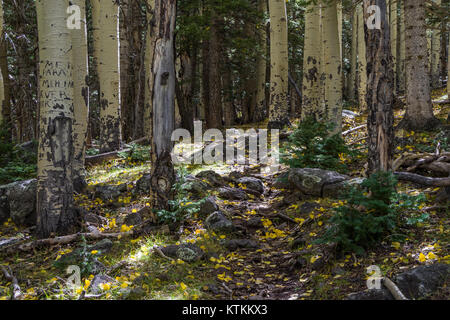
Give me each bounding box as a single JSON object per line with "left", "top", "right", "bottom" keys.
{"left": 255, "top": 0, "right": 267, "bottom": 122}
{"left": 91, "top": 0, "right": 121, "bottom": 152}
{"left": 349, "top": 7, "right": 357, "bottom": 101}
{"left": 389, "top": 0, "right": 398, "bottom": 92}
{"left": 357, "top": 3, "right": 367, "bottom": 110}
{"left": 431, "top": 0, "right": 442, "bottom": 88}
{"left": 71, "top": 0, "right": 89, "bottom": 190}
{"left": 36, "top": 0, "right": 78, "bottom": 238}
{"left": 322, "top": 0, "right": 342, "bottom": 132}
{"left": 268, "top": 0, "right": 289, "bottom": 129}
{"left": 302, "top": 3, "right": 322, "bottom": 120}
{"left": 144, "top": 0, "right": 155, "bottom": 136}
{"left": 398, "top": 0, "right": 406, "bottom": 92}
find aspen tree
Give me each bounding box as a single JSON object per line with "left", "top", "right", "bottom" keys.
{"left": 71, "top": 0, "right": 89, "bottom": 191}
{"left": 364, "top": 0, "right": 394, "bottom": 174}
{"left": 389, "top": 0, "right": 397, "bottom": 92}
{"left": 0, "top": 0, "right": 4, "bottom": 123}
{"left": 357, "top": 3, "right": 367, "bottom": 111}
{"left": 91, "top": 0, "right": 121, "bottom": 153}
{"left": 268, "top": 0, "right": 289, "bottom": 129}
{"left": 36, "top": 0, "right": 79, "bottom": 238}
{"left": 348, "top": 7, "right": 358, "bottom": 101}
{"left": 398, "top": 0, "right": 406, "bottom": 92}
{"left": 302, "top": 3, "right": 322, "bottom": 120}
{"left": 431, "top": 0, "right": 442, "bottom": 88}
{"left": 400, "top": 0, "right": 440, "bottom": 130}
{"left": 144, "top": 0, "right": 155, "bottom": 136}
{"left": 148, "top": 0, "right": 177, "bottom": 211}
{"left": 254, "top": 0, "right": 267, "bottom": 123}
{"left": 322, "top": 0, "right": 342, "bottom": 132}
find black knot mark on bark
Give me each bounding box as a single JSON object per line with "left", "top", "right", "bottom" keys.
{"left": 161, "top": 72, "right": 170, "bottom": 85}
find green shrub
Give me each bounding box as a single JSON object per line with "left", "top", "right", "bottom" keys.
{"left": 316, "top": 171, "right": 426, "bottom": 255}
{"left": 156, "top": 167, "right": 206, "bottom": 224}
{"left": 118, "top": 143, "right": 151, "bottom": 163}
{"left": 281, "top": 116, "right": 358, "bottom": 173}
{"left": 0, "top": 123, "right": 37, "bottom": 184}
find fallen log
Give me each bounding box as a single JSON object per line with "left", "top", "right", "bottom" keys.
{"left": 85, "top": 148, "right": 130, "bottom": 166}
{"left": 343, "top": 124, "right": 366, "bottom": 136}
{"left": 394, "top": 172, "right": 450, "bottom": 187}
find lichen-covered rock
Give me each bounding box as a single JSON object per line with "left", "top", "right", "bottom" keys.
{"left": 236, "top": 177, "right": 265, "bottom": 194}
{"left": 89, "top": 274, "right": 117, "bottom": 294}
{"left": 347, "top": 289, "right": 394, "bottom": 300}
{"left": 7, "top": 179, "right": 37, "bottom": 226}
{"left": 160, "top": 243, "right": 204, "bottom": 262}
{"left": 224, "top": 239, "right": 259, "bottom": 251}
{"left": 198, "top": 196, "right": 219, "bottom": 217}
{"left": 94, "top": 183, "right": 128, "bottom": 202}
{"left": 394, "top": 264, "right": 450, "bottom": 299}
{"left": 182, "top": 176, "right": 210, "bottom": 197}
{"left": 205, "top": 211, "right": 234, "bottom": 232}
{"left": 288, "top": 168, "right": 349, "bottom": 197}
{"left": 218, "top": 187, "right": 248, "bottom": 200}
{"left": 135, "top": 173, "right": 152, "bottom": 194}
{"left": 195, "top": 170, "right": 226, "bottom": 187}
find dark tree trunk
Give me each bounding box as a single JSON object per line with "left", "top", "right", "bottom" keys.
{"left": 364, "top": 0, "right": 394, "bottom": 174}
{"left": 149, "top": 0, "right": 177, "bottom": 211}
{"left": 206, "top": 14, "right": 223, "bottom": 129}
{"left": 176, "top": 49, "right": 197, "bottom": 134}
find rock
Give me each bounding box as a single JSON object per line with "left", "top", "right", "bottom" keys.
{"left": 228, "top": 171, "right": 243, "bottom": 181}
{"left": 218, "top": 187, "right": 248, "bottom": 200}
{"left": 160, "top": 243, "right": 204, "bottom": 262}
{"left": 323, "top": 177, "right": 364, "bottom": 198}
{"left": 135, "top": 173, "right": 152, "bottom": 194}
{"left": 347, "top": 289, "right": 394, "bottom": 300}
{"left": 198, "top": 196, "right": 219, "bottom": 217}
{"left": 0, "top": 187, "right": 9, "bottom": 224}
{"left": 182, "top": 177, "right": 210, "bottom": 197}
{"left": 89, "top": 274, "right": 116, "bottom": 294}
{"left": 236, "top": 177, "right": 265, "bottom": 194}
{"left": 288, "top": 168, "right": 349, "bottom": 197}
{"left": 394, "top": 264, "right": 450, "bottom": 299}
{"left": 94, "top": 183, "right": 128, "bottom": 202}
{"left": 6, "top": 179, "right": 37, "bottom": 226}
{"left": 299, "top": 202, "right": 321, "bottom": 215}
{"left": 224, "top": 239, "right": 259, "bottom": 251}
{"left": 272, "top": 172, "right": 291, "bottom": 189}
{"left": 246, "top": 217, "right": 263, "bottom": 229}
{"left": 283, "top": 192, "right": 304, "bottom": 204}
{"left": 84, "top": 212, "right": 108, "bottom": 226}
{"left": 205, "top": 211, "right": 234, "bottom": 232}
{"left": 124, "top": 211, "right": 143, "bottom": 226}
{"left": 195, "top": 170, "right": 226, "bottom": 187}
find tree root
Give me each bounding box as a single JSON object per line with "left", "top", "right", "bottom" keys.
{"left": 394, "top": 172, "right": 450, "bottom": 187}
{"left": 383, "top": 277, "right": 408, "bottom": 300}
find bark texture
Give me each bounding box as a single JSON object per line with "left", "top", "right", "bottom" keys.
{"left": 364, "top": 0, "right": 394, "bottom": 174}
{"left": 268, "top": 0, "right": 289, "bottom": 129}
{"left": 92, "top": 0, "right": 121, "bottom": 152}
{"left": 149, "top": 0, "right": 176, "bottom": 211}
{"left": 400, "top": 0, "right": 440, "bottom": 131}
{"left": 36, "top": 0, "right": 80, "bottom": 238}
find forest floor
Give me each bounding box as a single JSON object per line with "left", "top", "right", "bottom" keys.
{"left": 0, "top": 89, "right": 449, "bottom": 300}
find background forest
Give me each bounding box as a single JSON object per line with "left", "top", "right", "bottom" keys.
{"left": 0, "top": 0, "right": 449, "bottom": 301}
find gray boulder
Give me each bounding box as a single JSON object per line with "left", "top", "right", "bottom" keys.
{"left": 135, "top": 173, "right": 152, "bottom": 194}
{"left": 218, "top": 187, "right": 248, "bottom": 200}
{"left": 94, "top": 183, "right": 128, "bottom": 202}
{"left": 347, "top": 289, "right": 394, "bottom": 300}
{"left": 195, "top": 170, "right": 226, "bottom": 187}
{"left": 6, "top": 179, "right": 37, "bottom": 226}
{"left": 205, "top": 211, "right": 234, "bottom": 232}
{"left": 89, "top": 274, "right": 117, "bottom": 294}
{"left": 160, "top": 243, "right": 204, "bottom": 262}
{"left": 182, "top": 176, "right": 210, "bottom": 197}
{"left": 236, "top": 177, "right": 265, "bottom": 194}
{"left": 288, "top": 168, "right": 349, "bottom": 197}
{"left": 394, "top": 264, "right": 450, "bottom": 299}
{"left": 198, "top": 196, "right": 219, "bottom": 217}
{"left": 224, "top": 239, "right": 259, "bottom": 251}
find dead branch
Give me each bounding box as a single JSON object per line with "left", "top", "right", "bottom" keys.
{"left": 1, "top": 266, "right": 22, "bottom": 300}
{"left": 153, "top": 245, "right": 173, "bottom": 261}
{"left": 394, "top": 172, "right": 450, "bottom": 187}
{"left": 343, "top": 124, "right": 366, "bottom": 136}
{"left": 383, "top": 277, "right": 408, "bottom": 300}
